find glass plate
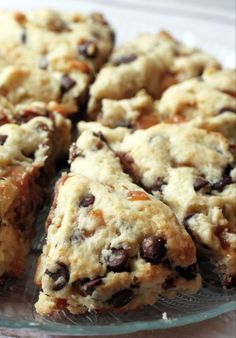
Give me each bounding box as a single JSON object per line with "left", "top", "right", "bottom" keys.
{"left": 0, "top": 0, "right": 236, "bottom": 335}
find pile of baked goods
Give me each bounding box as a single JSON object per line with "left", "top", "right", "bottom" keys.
{"left": 0, "top": 8, "right": 235, "bottom": 317}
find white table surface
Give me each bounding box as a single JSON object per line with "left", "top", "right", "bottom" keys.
{"left": 0, "top": 1, "right": 235, "bottom": 337}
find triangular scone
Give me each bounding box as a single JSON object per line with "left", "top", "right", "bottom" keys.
{"left": 0, "top": 99, "right": 71, "bottom": 278}
{"left": 78, "top": 122, "right": 236, "bottom": 288}
{"left": 35, "top": 131, "right": 201, "bottom": 315}
{"left": 85, "top": 69, "right": 236, "bottom": 144}
{"left": 0, "top": 8, "right": 114, "bottom": 115}
{"left": 88, "top": 30, "right": 220, "bottom": 118}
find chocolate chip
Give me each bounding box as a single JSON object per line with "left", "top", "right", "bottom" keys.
{"left": 79, "top": 194, "right": 95, "bottom": 207}
{"left": 176, "top": 263, "right": 198, "bottom": 280}
{"left": 20, "top": 28, "right": 27, "bottom": 44}
{"left": 140, "top": 236, "right": 166, "bottom": 264}
{"left": 152, "top": 177, "right": 165, "bottom": 192}
{"left": 193, "top": 177, "right": 210, "bottom": 191}
{"left": 60, "top": 75, "right": 76, "bottom": 97}
{"left": 218, "top": 107, "right": 236, "bottom": 114}
{"left": 106, "top": 248, "right": 128, "bottom": 272}
{"left": 45, "top": 262, "right": 69, "bottom": 291}
{"left": 212, "top": 175, "right": 232, "bottom": 192}
{"left": 113, "top": 54, "right": 137, "bottom": 66}
{"left": 108, "top": 289, "right": 134, "bottom": 308}
{"left": 0, "top": 135, "right": 7, "bottom": 146}
{"left": 81, "top": 277, "right": 103, "bottom": 295}
{"left": 78, "top": 41, "right": 98, "bottom": 59}
{"left": 0, "top": 112, "right": 8, "bottom": 125}
{"left": 38, "top": 56, "right": 48, "bottom": 70}
{"left": 162, "top": 277, "right": 175, "bottom": 290}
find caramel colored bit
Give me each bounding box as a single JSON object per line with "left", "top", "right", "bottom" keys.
{"left": 66, "top": 60, "right": 91, "bottom": 74}
{"left": 127, "top": 191, "right": 150, "bottom": 201}
{"left": 55, "top": 298, "right": 68, "bottom": 310}
{"left": 13, "top": 12, "right": 26, "bottom": 23}
{"left": 48, "top": 102, "right": 75, "bottom": 116}
{"left": 88, "top": 209, "right": 106, "bottom": 227}
{"left": 136, "top": 114, "right": 159, "bottom": 129}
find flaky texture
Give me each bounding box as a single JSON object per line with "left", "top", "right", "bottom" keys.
{"left": 78, "top": 122, "right": 236, "bottom": 288}
{"left": 88, "top": 30, "right": 220, "bottom": 118}
{"left": 0, "top": 100, "right": 71, "bottom": 278}
{"left": 0, "top": 8, "right": 114, "bottom": 115}
{"left": 35, "top": 131, "right": 201, "bottom": 316}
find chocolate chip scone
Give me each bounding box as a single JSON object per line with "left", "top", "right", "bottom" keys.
{"left": 157, "top": 68, "right": 236, "bottom": 144}
{"left": 88, "top": 30, "right": 220, "bottom": 118}
{"left": 78, "top": 122, "right": 236, "bottom": 288}
{"left": 0, "top": 8, "right": 114, "bottom": 115}
{"left": 88, "top": 69, "right": 236, "bottom": 145}
{"left": 35, "top": 130, "right": 201, "bottom": 315}
{"left": 0, "top": 97, "right": 71, "bottom": 157}
{"left": 0, "top": 102, "right": 71, "bottom": 278}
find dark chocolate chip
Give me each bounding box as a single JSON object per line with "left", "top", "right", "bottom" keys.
{"left": 81, "top": 277, "right": 103, "bottom": 295}
{"left": 162, "top": 277, "right": 175, "bottom": 290}
{"left": 152, "top": 177, "right": 165, "bottom": 192}
{"left": 113, "top": 54, "right": 137, "bottom": 66}
{"left": 0, "top": 112, "right": 8, "bottom": 125}
{"left": 20, "top": 28, "right": 27, "bottom": 44}
{"left": 0, "top": 135, "right": 8, "bottom": 146}
{"left": 140, "top": 236, "right": 166, "bottom": 264}
{"left": 176, "top": 263, "right": 198, "bottom": 280}
{"left": 60, "top": 75, "right": 76, "bottom": 97}
{"left": 224, "top": 164, "right": 233, "bottom": 176}
{"left": 79, "top": 194, "right": 95, "bottom": 207}
{"left": 193, "top": 177, "right": 210, "bottom": 191}
{"left": 45, "top": 262, "right": 69, "bottom": 291}
{"left": 106, "top": 248, "right": 128, "bottom": 272}
{"left": 218, "top": 107, "right": 236, "bottom": 115}
{"left": 38, "top": 56, "right": 48, "bottom": 70}
{"left": 78, "top": 41, "right": 98, "bottom": 59}
{"left": 108, "top": 289, "right": 134, "bottom": 308}
{"left": 212, "top": 175, "right": 232, "bottom": 192}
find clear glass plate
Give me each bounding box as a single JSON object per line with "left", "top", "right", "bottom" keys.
{"left": 0, "top": 0, "right": 235, "bottom": 335}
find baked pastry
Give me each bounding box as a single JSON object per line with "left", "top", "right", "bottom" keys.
{"left": 88, "top": 30, "right": 220, "bottom": 118}
{"left": 86, "top": 69, "right": 236, "bottom": 144}
{"left": 157, "top": 68, "right": 236, "bottom": 144}
{"left": 35, "top": 130, "right": 201, "bottom": 315}
{"left": 78, "top": 122, "right": 236, "bottom": 288}
{"left": 0, "top": 8, "right": 114, "bottom": 115}
{"left": 0, "top": 97, "right": 71, "bottom": 156}
{"left": 0, "top": 100, "right": 71, "bottom": 278}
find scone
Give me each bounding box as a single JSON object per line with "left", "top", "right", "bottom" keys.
{"left": 88, "top": 30, "right": 220, "bottom": 118}
{"left": 35, "top": 131, "right": 201, "bottom": 315}
{"left": 0, "top": 8, "right": 114, "bottom": 115}
{"left": 86, "top": 69, "right": 235, "bottom": 144}
{"left": 0, "top": 102, "right": 71, "bottom": 278}
{"left": 158, "top": 68, "right": 236, "bottom": 144}
{"left": 78, "top": 122, "right": 236, "bottom": 288}
{"left": 0, "top": 97, "right": 71, "bottom": 157}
